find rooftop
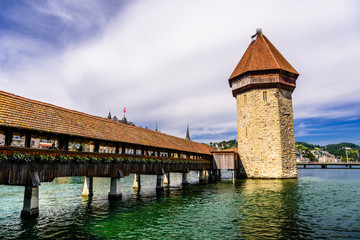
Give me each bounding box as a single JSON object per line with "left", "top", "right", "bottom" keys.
{"left": 229, "top": 29, "right": 299, "bottom": 80}
{"left": 0, "top": 90, "right": 214, "bottom": 155}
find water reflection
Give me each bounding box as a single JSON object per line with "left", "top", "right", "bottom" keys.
{"left": 234, "top": 179, "right": 301, "bottom": 239}
{"left": 18, "top": 218, "right": 39, "bottom": 240}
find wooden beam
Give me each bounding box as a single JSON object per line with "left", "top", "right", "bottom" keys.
{"left": 94, "top": 141, "right": 100, "bottom": 153}
{"left": 5, "top": 130, "right": 13, "bottom": 147}
{"left": 115, "top": 143, "right": 120, "bottom": 154}
{"left": 58, "top": 136, "right": 69, "bottom": 151}
{"left": 25, "top": 133, "right": 32, "bottom": 148}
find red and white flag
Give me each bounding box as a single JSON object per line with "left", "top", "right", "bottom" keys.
{"left": 123, "top": 107, "right": 126, "bottom": 113}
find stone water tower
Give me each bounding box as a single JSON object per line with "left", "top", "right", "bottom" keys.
{"left": 228, "top": 29, "right": 299, "bottom": 178}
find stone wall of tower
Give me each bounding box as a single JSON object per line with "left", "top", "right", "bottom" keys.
{"left": 236, "top": 88, "right": 297, "bottom": 178}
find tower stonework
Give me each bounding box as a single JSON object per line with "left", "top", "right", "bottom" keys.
{"left": 229, "top": 29, "right": 299, "bottom": 178}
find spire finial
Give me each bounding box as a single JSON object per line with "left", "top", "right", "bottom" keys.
{"left": 155, "top": 121, "right": 158, "bottom": 132}
{"left": 251, "top": 28, "right": 262, "bottom": 41}
{"left": 185, "top": 123, "right": 190, "bottom": 141}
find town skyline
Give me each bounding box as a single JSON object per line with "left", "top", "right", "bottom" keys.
{"left": 0, "top": 1, "right": 359, "bottom": 145}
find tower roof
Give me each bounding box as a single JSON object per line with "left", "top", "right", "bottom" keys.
{"left": 229, "top": 29, "right": 299, "bottom": 80}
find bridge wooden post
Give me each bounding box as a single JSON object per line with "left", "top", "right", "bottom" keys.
{"left": 163, "top": 172, "right": 170, "bottom": 186}
{"left": 141, "top": 147, "right": 145, "bottom": 156}
{"left": 82, "top": 177, "right": 93, "bottom": 196}
{"left": 108, "top": 177, "right": 122, "bottom": 198}
{"left": 94, "top": 141, "right": 100, "bottom": 153}
{"left": 21, "top": 186, "right": 39, "bottom": 218}
{"left": 208, "top": 170, "right": 214, "bottom": 182}
{"left": 4, "top": 130, "right": 13, "bottom": 147}
{"left": 133, "top": 174, "right": 141, "bottom": 190}
{"left": 211, "top": 170, "right": 220, "bottom": 181}
{"left": 58, "top": 136, "right": 69, "bottom": 151}
{"left": 121, "top": 144, "right": 126, "bottom": 154}
{"left": 182, "top": 172, "right": 190, "bottom": 185}
{"left": 204, "top": 170, "right": 209, "bottom": 179}
{"left": 25, "top": 133, "right": 32, "bottom": 148}
{"left": 115, "top": 143, "right": 120, "bottom": 154}
{"left": 21, "top": 172, "right": 40, "bottom": 218}
{"left": 198, "top": 170, "right": 205, "bottom": 182}
{"left": 156, "top": 174, "right": 164, "bottom": 190}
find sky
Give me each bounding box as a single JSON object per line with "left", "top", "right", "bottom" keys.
{"left": 0, "top": 0, "right": 360, "bottom": 146}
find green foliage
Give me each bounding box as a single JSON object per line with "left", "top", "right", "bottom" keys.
{"left": 1, "top": 152, "right": 210, "bottom": 165}
{"left": 89, "top": 156, "right": 101, "bottom": 163}
{"left": 209, "top": 139, "right": 237, "bottom": 150}
{"left": 0, "top": 153, "right": 7, "bottom": 162}
{"left": 36, "top": 155, "right": 56, "bottom": 163}
{"left": 295, "top": 142, "right": 321, "bottom": 150}
{"left": 73, "top": 155, "right": 88, "bottom": 163}
{"left": 56, "top": 155, "right": 73, "bottom": 163}
{"left": 303, "top": 152, "right": 315, "bottom": 161}
{"left": 102, "top": 157, "right": 114, "bottom": 163}
{"left": 9, "top": 153, "right": 34, "bottom": 163}
{"left": 113, "top": 157, "right": 123, "bottom": 163}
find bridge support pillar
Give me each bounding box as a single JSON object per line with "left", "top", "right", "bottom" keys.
{"left": 156, "top": 175, "right": 164, "bottom": 190}
{"left": 133, "top": 174, "right": 141, "bottom": 190}
{"left": 208, "top": 170, "right": 214, "bottom": 182}
{"left": 82, "top": 177, "right": 93, "bottom": 196}
{"left": 211, "top": 170, "right": 220, "bottom": 181}
{"left": 198, "top": 170, "right": 205, "bottom": 182}
{"left": 21, "top": 186, "right": 39, "bottom": 218}
{"left": 182, "top": 172, "right": 189, "bottom": 185}
{"left": 108, "top": 177, "right": 122, "bottom": 198}
{"left": 163, "top": 173, "right": 170, "bottom": 186}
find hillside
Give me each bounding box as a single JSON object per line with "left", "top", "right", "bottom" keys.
{"left": 209, "top": 139, "right": 237, "bottom": 150}
{"left": 296, "top": 141, "right": 360, "bottom": 160}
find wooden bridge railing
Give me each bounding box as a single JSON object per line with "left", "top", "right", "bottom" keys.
{"left": 0, "top": 146, "right": 212, "bottom": 186}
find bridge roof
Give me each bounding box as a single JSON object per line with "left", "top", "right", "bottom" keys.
{"left": 0, "top": 90, "right": 214, "bottom": 155}
{"left": 229, "top": 30, "right": 299, "bottom": 80}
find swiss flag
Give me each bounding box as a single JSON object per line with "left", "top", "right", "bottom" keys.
{"left": 123, "top": 107, "right": 126, "bottom": 113}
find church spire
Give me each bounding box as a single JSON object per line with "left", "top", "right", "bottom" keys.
{"left": 185, "top": 123, "right": 190, "bottom": 141}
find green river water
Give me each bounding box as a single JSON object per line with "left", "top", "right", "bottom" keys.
{"left": 1, "top": 169, "right": 360, "bottom": 239}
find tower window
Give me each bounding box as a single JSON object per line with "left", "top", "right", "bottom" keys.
{"left": 263, "top": 91, "right": 267, "bottom": 102}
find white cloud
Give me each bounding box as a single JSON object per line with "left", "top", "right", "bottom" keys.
{"left": 0, "top": 0, "right": 359, "bottom": 143}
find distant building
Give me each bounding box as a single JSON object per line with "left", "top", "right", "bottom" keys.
{"left": 107, "top": 113, "right": 135, "bottom": 126}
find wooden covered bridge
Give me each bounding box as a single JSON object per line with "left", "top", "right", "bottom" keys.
{"left": 0, "top": 90, "right": 218, "bottom": 217}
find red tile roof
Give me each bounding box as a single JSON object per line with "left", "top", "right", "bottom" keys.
{"left": 229, "top": 31, "right": 299, "bottom": 80}
{"left": 0, "top": 90, "right": 214, "bottom": 155}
